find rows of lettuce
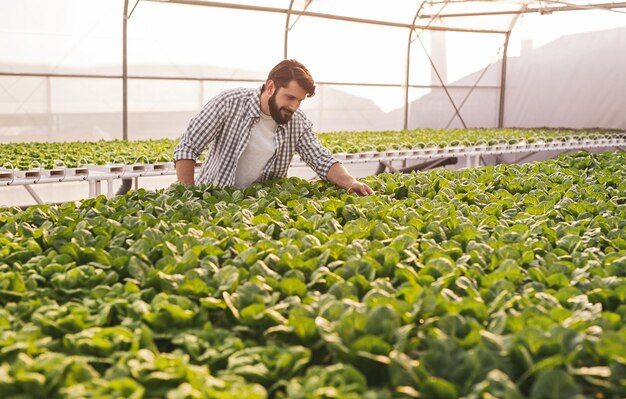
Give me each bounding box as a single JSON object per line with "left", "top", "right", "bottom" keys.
{"left": 1, "top": 151, "right": 625, "bottom": 398}
{"left": 319, "top": 128, "right": 624, "bottom": 155}
{"left": 0, "top": 139, "right": 176, "bottom": 172}
{"left": 2, "top": 128, "right": 624, "bottom": 171}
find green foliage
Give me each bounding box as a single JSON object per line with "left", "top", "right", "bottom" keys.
{"left": 1, "top": 139, "right": 178, "bottom": 170}
{"left": 0, "top": 151, "right": 625, "bottom": 397}
{"left": 318, "top": 128, "right": 624, "bottom": 154}
{"left": 1, "top": 128, "right": 624, "bottom": 170}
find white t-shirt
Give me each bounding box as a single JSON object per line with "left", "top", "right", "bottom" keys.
{"left": 234, "top": 111, "right": 277, "bottom": 188}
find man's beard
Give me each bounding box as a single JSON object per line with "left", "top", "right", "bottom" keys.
{"left": 268, "top": 92, "right": 294, "bottom": 124}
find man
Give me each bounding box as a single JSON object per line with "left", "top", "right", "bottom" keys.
{"left": 174, "top": 59, "right": 374, "bottom": 196}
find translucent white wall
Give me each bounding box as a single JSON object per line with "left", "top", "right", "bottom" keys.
{"left": 0, "top": 0, "right": 123, "bottom": 142}
{"left": 289, "top": 16, "right": 407, "bottom": 132}
{"left": 504, "top": 10, "right": 626, "bottom": 129}
{"left": 407, "top": 29, "right": 505, "bottom": 129}
{"left": 125, "top": 1, "right": 284, "bottom": 140}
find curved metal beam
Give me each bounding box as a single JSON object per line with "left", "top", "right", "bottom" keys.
{"left": 417, "top": 1, "right": 626, "bottom": 18}
{"left": 403, "top": 2, "right": 429, "bottom": 130}
{"left": 143, "top": 0, "right": 506, "bottom": 34}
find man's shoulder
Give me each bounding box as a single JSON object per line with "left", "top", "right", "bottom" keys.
{"left": 217, "top": 87, "right": 257, "bottom": 102}
{"left": 205, "top": 87, "right": 258, "bottom": 114}
{"left": 290, "top": 109, "right": 313, "bottom": 130}
{"left": 209, "top": 87, "right": 255, "bottom": 105}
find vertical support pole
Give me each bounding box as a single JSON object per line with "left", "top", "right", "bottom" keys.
{"left": 123, "top": 0, "right": 129, "bottom": 140}
{"left": 498, "top": 31, "right": 511, "bottom": 128}
{"left": 120, "top": 1, "right": 133, "bottom": 193}
{"left": 107, "top": 180, "right": 114, "bottom": 198}
{"left": 403, "top": 28, "right": 413, "bottom": 130}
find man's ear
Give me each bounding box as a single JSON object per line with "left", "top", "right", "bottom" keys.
{"left": 266, "top": 80, "right": 275, "bottom": 95}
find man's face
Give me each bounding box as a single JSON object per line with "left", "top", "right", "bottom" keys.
{"left": 268, "top": 80, "right": 307, "bottom": 124}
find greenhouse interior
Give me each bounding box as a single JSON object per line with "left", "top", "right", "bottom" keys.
{"left": 1, "top": 0, "right": 625, "bottom": 397}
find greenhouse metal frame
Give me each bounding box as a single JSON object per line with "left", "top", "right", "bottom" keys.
{"left": 1, "top": 0, "right": 625, "bottom": 142}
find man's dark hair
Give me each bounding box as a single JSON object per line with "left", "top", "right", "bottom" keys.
{"left": 267, "top": 59, "right": 316, "bottom": 98}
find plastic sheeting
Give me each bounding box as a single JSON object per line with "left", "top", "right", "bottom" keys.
{"left": 504, "top": 11, "right": 626, "bottom": 129}
{"left": 0, "top": 0, "right": 625, "bottom": 143}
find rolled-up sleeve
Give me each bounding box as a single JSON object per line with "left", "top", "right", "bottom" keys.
{"left": 174, "top": 93, "right": 227, "bottom": 161}
{"left": 295, "top": 122, "right": 339, "bottom": 180}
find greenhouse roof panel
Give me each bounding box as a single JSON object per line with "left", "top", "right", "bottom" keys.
{"left": 298, "top": 0, "right": 419, "bottom": 25}
{"left": 145, "top": 0, "right": 626, "bottom": 33}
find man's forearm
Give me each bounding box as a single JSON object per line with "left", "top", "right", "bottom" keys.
{"left": 326, "top": 162, "right": 356, "bottom": 189}
{"left": 175, "top": 159, "right": 196, "bottom": 186}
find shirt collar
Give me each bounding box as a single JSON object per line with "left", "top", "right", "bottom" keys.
{"left": 246, "top": 85, "right": 263, "bottom": 119}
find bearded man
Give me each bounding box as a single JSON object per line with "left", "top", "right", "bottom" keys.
{"left": 174, "top": 59, "right": 373, "bottom": 196}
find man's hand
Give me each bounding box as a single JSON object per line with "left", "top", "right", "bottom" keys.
{"left": 346, "top": 180, "right": 374, "bottom": 196}
{"left": 327, "top": 162, "right": 375, "bottom": 196}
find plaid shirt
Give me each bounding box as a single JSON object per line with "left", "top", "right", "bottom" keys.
{"left": 174, "top": 86, "right": 338, "bottom": 187}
